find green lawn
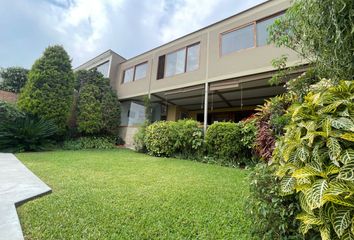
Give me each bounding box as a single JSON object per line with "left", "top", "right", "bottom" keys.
{"left": 16, "top": 149, "right": 251, "bottom": 239}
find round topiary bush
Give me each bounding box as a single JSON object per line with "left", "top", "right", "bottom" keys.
{"left": 144, "top": 121, "right": 177, "bottom": 157}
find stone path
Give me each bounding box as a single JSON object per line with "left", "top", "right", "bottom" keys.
{"left": 0, "top": 153, "right": 51, "bottom": 240}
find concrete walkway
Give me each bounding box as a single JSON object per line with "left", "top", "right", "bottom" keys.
{"left": 0, "top": 153, "right": 51, "bottom": 240}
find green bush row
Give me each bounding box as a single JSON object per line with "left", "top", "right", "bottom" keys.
{"left": 138, "top": 118, "right": 257, "bottom": 167}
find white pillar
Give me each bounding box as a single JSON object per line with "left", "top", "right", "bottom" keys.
{"left": 203, "top": 82, "right": 208, "bottom": 135}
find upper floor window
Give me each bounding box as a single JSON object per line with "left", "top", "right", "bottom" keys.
{"left": 166, "top": 48, "right": 186, "bottom": 77}
{"left": 123, "top": 67, "right": 134, "bottom": 83}
{"left": 94, "top": 61, "right": 110, "bottom": 78}
{"left": 256, "top": 13, "right": 284, "bottom": 46}
{"left": 186, "top": 44, "right": 200, "bottom": 72}
{"left": 122, "top": 62, "right": 148, "bottom": 84}
{"left": 157, "top": 42, "right": 200, "bottom": 79}
{"left": 221, "top": 24, "right": 254, "bottom": 56}
{"left": 220, "top": 11, "right": 285, "bottom": 56}
{"left": 134, "top": 62, "right": 148, "bottom": 80}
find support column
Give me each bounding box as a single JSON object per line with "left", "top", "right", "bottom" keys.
{"left": 203, "top": 82, "right": 208, "bottom": 135}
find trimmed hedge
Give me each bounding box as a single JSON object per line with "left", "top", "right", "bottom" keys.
{"left": 205, "top": 120, "right": 257, "bottom": 166}
{"left": 145, "top": 121, "right": 177, "bottom": 157}
{"left": 143, "top": 119, "right": 257, "bottom": 166}
{"left": 144, "top": 119, "right": 203, "bottom": 158}
{"left": 205, "top": 122, "right": 242, "bottom": 162}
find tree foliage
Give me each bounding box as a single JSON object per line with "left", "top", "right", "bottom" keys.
{"left": 75, "top": 69, "right": 120, "bottom": 136}
{"left": 273, "top": 80, "right": 354, "bottom": 239}
{"left": 18, "top": 45, "right": 74, "bottom": 134}
{"left": 269, "top": 0, "right": 354, "bottom": 80}
{"left": 0, "top": 67, "right": 29, "bottom": 93}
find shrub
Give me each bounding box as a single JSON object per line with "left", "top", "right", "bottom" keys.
{"left": 137, "top": 119, "right": 203, "bottom": 158}
{"left": 249, "top": 163, "right": 303, "bottom": 239}
{"left": 0, "top": 67, "right": 29, "bottom": 93}
{"left": 63, "top": 136, "right": 116, "bottom": 150}
{"left": 0, "top": 113, "right": 58, "bottom": 152}
{"left": 255, "top": 95, "right": 291, "bottom": 162}
{"left": 205, "top": 121, "right": 256, "bottom": 166}
{"left": 273, "top": 80, "right": 354, "bottom": 239}
{"left": 174, "top": 119, "right": 203, "bottom": 158}
{"left": 206, "top": 122, "right": 241, "bottom": 165}
{"left": 18, "top": 45, "right": 75, "bottom": 134}
{"left": 144, "top": 121, "right": 177, "bottom": 157}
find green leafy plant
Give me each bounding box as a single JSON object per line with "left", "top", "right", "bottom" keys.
{"left": 144, "top": 121, "right": 177, "bottom": 157}
{"left": 0, "top": 113, "right": 58, "bottom": 152}
{"left": 206, "top": 122, "right": 242, "bottom": 165}
{"left": 255, "top": 95, "right": 291, "bottom": 162}
{"left": 206, "top": 121, "right": 257, "bottom": 166}
{"left": 137, "top": 119, "right": 203, "bottom": 158}
{"left": 174, "top": 119, "right": 204, "bottom": 158}
{"left": 249, "top": 163, "right": 304, "bottom": 239}
{"left": 269, "top": 0, "right": 354, "bottom": 81}
{"left": 273, "top": 80, "right": 354, "bottom": 239}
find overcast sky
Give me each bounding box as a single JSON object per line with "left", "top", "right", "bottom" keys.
{"left": 0, "top": 0, "right": 266, "bottom": 69}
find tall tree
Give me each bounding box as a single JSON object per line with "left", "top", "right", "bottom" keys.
{"left": 18, "top": 45, "right": 74, "bottom": 134}
{"left": 0, "top": 67, "right": 29, "bottom": 93}
{"left": 75, "top": 69, "right": 120, "bottom": 136}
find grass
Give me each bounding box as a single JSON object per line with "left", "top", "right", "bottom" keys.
{"left": 16, "top": 149, "right": 252, "bottom": 239}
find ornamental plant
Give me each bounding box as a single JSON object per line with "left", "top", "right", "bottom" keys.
{"left": 273, "top": 80, "right": 354, "bottom": 239}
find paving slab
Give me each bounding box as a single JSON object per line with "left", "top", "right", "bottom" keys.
{"left": 0, "top": 153, "right": 51, "bottom": 240}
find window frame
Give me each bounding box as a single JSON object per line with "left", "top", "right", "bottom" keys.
{"left": 122, "top": 61, "right": 148, "bottom": 84}
{"left": 219, "top": 22, "right": 256, "bottom": 57}
{"left": 219, "top": 10, "right": 286, "bottom": 57}
{"left": 255, "top": 11, "right": 285, "bottom": 47}
{"left": 133, "top": 61, "right": 148, "bottom": 81}
{"left": 122, "top": 66, "right": 134, "bottom": 84}
{"left": 162, "top": 42, "right": 201, "bottom": 79}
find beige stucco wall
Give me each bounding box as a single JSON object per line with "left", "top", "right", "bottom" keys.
{"left": 114, "top": 0, "right": 301, "bottom": 100}
{"left": 119, "top": 126, "right": 139, "bottom": 147}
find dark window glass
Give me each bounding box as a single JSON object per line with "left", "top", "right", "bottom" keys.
{"left": 157, "top": 55, "right": 165, "bottom": 80}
